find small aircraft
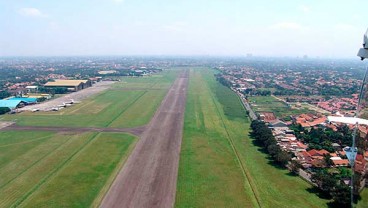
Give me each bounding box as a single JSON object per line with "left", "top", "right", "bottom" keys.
{"left": 70, "top": 99, "right": 81, "bottom": 104}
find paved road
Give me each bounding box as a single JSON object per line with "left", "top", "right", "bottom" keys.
{"left": 100, "top": 70, "right": 189, "bottom": 208}
{"left": 239, "top": 97, "right": 257, "bottom": 121}
{"left": 2, "top": 123, "right": 146, "bottom": 136}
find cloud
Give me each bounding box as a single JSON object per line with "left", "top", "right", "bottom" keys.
{"left": 18, "top": 8, "right": 46, "bottom": 17}
{"left": 270, "top": 22, "right": 304, "bottom": 30}
{"left": 113, "top": 0, "right": 124, "bottom": 3}
{"left": 299, "top": 5, "right": 310, "bottom": 13}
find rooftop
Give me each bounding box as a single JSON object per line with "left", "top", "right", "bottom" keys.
{"left": 44, "top": 80, "right": 88, "bottom": 87}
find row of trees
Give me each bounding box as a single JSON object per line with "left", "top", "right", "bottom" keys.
{"left": 215, "top": 75, "right": 232, "bottom": 88}
{"left": 251, "top": 121, "right": 355, "bottom": 207}
{"left": 250, "top": 120, "right": 291, "bottom": 166}
{"left": 311, "top": 169, "right": 351, "bottom": 206}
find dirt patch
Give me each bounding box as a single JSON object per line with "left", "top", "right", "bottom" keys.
{"left": 0, "top": 122, "right": 14, "bottom": 130}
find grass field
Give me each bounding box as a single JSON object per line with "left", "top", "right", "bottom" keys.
{"left": 358, "top": 188, "right": 368, "bottom": 208}
{"left": 248, "top": 95, "right": 313, "bottom": 118}
{"left": 176, "top": 68, "right": 330, "bottom": 207}
{"left": 0, "top": 131, "right": 136, "bottom": 207}
{"left": 1, "top": 70, "right": 178, "bottom": 128}
{"left": 0, "top": 70, "right": 184, "bottom": 207}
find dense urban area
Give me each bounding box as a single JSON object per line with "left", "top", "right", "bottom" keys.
{"left": 0, "top": 56, "right": 367, "bottom": 207}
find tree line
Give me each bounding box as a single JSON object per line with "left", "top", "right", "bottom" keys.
{"left": 250, "top": 120, "right": 291, "bottom": 166}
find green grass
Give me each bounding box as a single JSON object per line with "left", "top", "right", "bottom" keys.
{"left": 0, "top": 131, "right": 136, "bottom": 207}
{"left": 20, "top": 133, "right": 136, "bottom": 208}
{"left": 0, "top": 131, "right": 55, "bottom": 168}
{"left": 109, "top": 89, "right": 167, "bottom": 128}
{"left": 358, "top": 188, "right": 368, "bottom": 208}
{"left": 176, "top": 69, "right": 258, "bottom": 207}
{"left": 112, "top": 70, "right": 178, "bottom": 90}
{"left": 1, "top": 70, "right": 177, "bottom": 128}
{"left": 248, "top": 95, "right": 313, "bottom": 118}
{"left": 0, "top": 70, "right": 180, "bottom": 207}
{"left": 176, "top": 68, "right": 330, "bottom": 208}
{"left": 215, "top": 82, "right": 247, "bottom": 120}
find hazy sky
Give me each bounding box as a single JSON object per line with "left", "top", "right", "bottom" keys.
{"left": 0, "top": 0, "right": 367, "bottom": 58}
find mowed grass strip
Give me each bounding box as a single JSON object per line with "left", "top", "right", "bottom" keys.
{"left": 0, "top": 131, "right": 55, "bottom": 168}
{"left": 0, "top": 133, "right": 68, "bottom": 189}
{"left": 113, "top": 70, "right": 178, "bottom": 90}
{"left": 176, "top": 69, "right": 257, "bottom": 207}
{"left": 109, "top": 89, "right": 167, "bottom": 128}
{"left": 0, "top": 132, "right": 95, "bottom": 207}
{"left": 176, "top": 68, "right": 330, "bottom": 208}
{"left": 20, "top": 133, "right": 136, "bottom": 208}
{"left": 212, "top": 70, "right": 329, "bottom": 207}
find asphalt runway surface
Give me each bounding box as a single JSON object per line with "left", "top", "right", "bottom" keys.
{"left": 100, "top": 70, "right": 189, "bottom": 208}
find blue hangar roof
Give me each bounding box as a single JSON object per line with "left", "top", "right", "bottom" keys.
{"left": 7, "top": 97, "right": 37, "bottom": 103}
{"left": 0, "top": 100, "right": 23, "bottom": 109}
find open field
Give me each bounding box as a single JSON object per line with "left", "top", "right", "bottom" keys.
{"left": 1, "top": 70, "right": 177, "bottom": 128}
{"left": 0, "top": 70, "right": 183, "bottom": 207}
{"left": 176, "top": 68, "right": 330, "bottom": 208}
{"left": 248, "top": 95, "right": 314, "bottom": 118}
{"left": 0, "top": 131, "right": 136, "bottom": 208}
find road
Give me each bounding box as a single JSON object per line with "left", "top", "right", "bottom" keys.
{"left": 100, "top": 70, "right": 189, "bottom": 208}
{"left": 242, "top": 99, "right": 257, "bottom": 121}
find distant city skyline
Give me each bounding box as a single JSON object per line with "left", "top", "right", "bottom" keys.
{"left": 0, "top": 0, "right": 367, "bottom": 58}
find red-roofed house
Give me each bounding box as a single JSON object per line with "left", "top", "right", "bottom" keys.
{"left": 355, "top": 154, "right": 366, "bottom": 174}
{"left": 308, "top": 149, "right": 329, "bottom": 157}
{"left": 332, "top": 159, "right": 349, "bottom": 167}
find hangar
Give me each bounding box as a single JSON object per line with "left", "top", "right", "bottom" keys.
{"left": 44, "top": 80, "right": 92, "bottom": 92}
{"left": 0, "top": 100, "right": 26, "bottom": 110}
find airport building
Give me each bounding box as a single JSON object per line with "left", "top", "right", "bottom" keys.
{"left": 44, "top": 80, "right": 92, "bottom": 91}
{"left": 0, "top": 100, "right": 27, "bottom": 110}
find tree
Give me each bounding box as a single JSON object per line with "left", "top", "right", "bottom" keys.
{"left": 289, "top": 160, "right": 302, "bottom": 174}
{"left": 267, "top": 144, "right": 280, "bottom": 156}
{"left": 0, "top": 107, "right": 10, "bottom": 115}
{"left": 275, "top": 151, "right": 291, "bottom": 165}
{"left": 324, "top": 154, "right": 334, "bottom": 167}
{"left": 0, "top": 91, "right": 10, "bottom": 99}
{"left": 331, "top": 184, "right": 350, "bottom": 207}
{"left": 311, "top": 170, "right": 338, "bottom": 192}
